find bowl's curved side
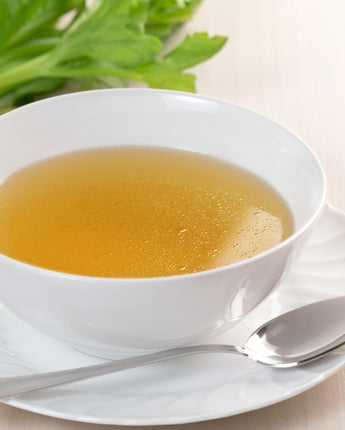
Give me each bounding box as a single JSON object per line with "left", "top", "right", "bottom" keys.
{"left": 0, "top": 226, "right": 309, "bottom": 358}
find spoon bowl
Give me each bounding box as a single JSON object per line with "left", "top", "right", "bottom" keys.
{"left": 1, "top": 296, "right": 345, "bottom": 398}
{"left": 245, "top": 296, "right": 345, "bottom": 366}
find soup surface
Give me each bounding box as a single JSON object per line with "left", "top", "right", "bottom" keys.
{"left": 0, "top": 147, "right": 293, "bottom": 277}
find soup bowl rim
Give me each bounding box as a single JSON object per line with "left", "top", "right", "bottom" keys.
{"left": 0, "top": 88, "right": 327, "bottom": 283}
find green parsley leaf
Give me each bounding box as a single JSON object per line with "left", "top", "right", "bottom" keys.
{"left": 0, "top": 0, "right": 84, "bottom": 53}
{"left": 0, "top": 0, "right": 227, "bottom": 109}
{"left": 53, "top": 0, "right": 162, "bottom": 67}
{"left": 146, "top": 0, "right": 202, "bottom": 38}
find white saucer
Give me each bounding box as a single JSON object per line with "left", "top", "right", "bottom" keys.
{"left": 1, "top": 203, "right": 345, "bottom": 425}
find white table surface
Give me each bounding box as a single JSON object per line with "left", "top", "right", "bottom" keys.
{"left": 1, "top": 1, "right": 345, "bottom": 428}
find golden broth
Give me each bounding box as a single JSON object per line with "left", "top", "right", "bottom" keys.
{"left": 0, "top": 147, "right": 293, "bottom": 277}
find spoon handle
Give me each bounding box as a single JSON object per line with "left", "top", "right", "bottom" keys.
{"left": 0, "top": 344, "right": 243, "bottom": 398}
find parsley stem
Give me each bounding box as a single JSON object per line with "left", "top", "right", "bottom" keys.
{"left": 0, "top": 53, "right": 52, "bottom": 95}
{"left": 47, "top": 66, "right": 142, "bottom": 81}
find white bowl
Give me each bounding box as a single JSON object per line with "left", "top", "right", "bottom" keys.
{"left": 0, "top": 89, "right": 326, "bottom": 357}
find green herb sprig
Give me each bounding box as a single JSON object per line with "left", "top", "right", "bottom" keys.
{"left": 0, "top": 0, "right": 227, "bottom": 112}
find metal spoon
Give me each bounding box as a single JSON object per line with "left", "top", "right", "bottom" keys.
{"left": 2, "top": 296, "right": 345, "bottom": 399}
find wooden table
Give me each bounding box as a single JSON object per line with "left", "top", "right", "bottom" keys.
{"left": 1, "top": 0, "right": 345, "bottom": 428}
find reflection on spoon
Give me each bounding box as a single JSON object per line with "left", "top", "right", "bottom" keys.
{"left": 1, "top": 296, "right": 345, "bottom": 398}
